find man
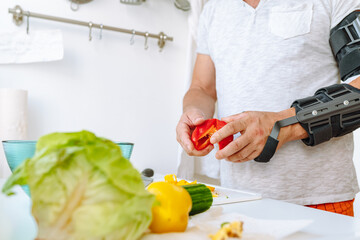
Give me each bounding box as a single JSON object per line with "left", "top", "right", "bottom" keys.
{"left": 176, "top": 0, "right": 360, "bottom": 216}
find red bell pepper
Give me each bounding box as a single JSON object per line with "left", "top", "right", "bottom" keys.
{"left": 191, "top": 119, "right": 234, "bottom": 151}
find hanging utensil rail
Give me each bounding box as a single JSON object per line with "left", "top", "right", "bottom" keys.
{"left": 8, "top": 5, "right": 173, "bottom": 51}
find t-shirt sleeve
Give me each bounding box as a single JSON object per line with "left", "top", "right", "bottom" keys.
{"left": 343, "top": 74, "right": 360, "bottom": 84}
{"left": 330, "top": 0, "right": 360, "bottom": 28}
{"left": 196, "top": 4, "right": 213, "bottom": 55}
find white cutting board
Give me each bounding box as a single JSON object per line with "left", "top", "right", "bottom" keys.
{"left": 210, "top": 185, "right": 262, "bottom": 205}
{"left": 152, "top": 175, "right": 262, "bottom": 205}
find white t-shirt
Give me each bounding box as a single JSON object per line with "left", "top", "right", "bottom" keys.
{"left": 197, "top": 0, "right": 360, "bottom": 205}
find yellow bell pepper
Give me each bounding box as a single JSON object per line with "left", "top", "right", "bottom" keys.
{"left": 147, "top": 181, "right": 192, "bottom": 233}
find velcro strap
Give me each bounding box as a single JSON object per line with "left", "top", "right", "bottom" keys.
{"left": 254, "top": 137, "right": 278, "bottom": 163}
{"left": 254, "top": 116, "right": 299, "bottom": 163}
{"left": 310, "top": 123, "right": 333, "bottom": 145}
{"left": 339, "top": 49, "right": 360, "bottom": 80}
{"left": 330, "top": 27, "right": 354, "bottom": 56}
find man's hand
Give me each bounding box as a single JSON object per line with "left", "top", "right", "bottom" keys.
{"left": 176, "top": 109, "right": 214, "bottom": 156}
{"left": 209, "top": 111, "right": 277, "bottom": 162}
{"left": 209, "top": 109, "right": 307, "bottom": 162}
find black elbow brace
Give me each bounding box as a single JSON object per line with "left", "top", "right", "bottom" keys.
{"left": 330, "top": 11, "right": 360, "bottom": 81}
{"left": 254, "top": 84, "right": 360, "bottom": 163}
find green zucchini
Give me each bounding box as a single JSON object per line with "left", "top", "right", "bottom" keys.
{"left": 182, "top": 184, "right": 213, "bottom": 215}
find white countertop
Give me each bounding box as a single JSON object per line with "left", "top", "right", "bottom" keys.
{"left": 1, "top": 178, "right": 360, "bottom": 240}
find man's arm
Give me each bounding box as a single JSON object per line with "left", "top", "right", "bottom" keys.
{"left": 176, "top": 54, "right": 217, "bottom": 156}
{"left": 183, "top": 54, "right": 217, "bottom": 118}
{"left": 210, "top": 9, "right": 360, "bottom": 162}
{"left": 349, "top": 76, "right": 360, "bottom": 88}
{"left": 277, "top": 76, "right": 360, "bottom": 145}
{"left": 278, "top": 76, "right": 360, "bottom": 144}
{"left": 209, "top": 76, "right": 360, "bottom": 162}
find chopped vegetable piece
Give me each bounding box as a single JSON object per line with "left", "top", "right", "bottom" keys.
{"left": 210, "top": 221, "right": 244, "bottom": 240}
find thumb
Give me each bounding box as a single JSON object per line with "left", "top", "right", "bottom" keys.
{"left": 188, "top": 110, "right": 206, "bottom": 126}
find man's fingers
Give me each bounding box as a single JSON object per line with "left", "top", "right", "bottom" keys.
{"left": 176, "top": 121, "right": 193, "bottom": 150}
{"left": 193, "top": 117, "right": 206, "bottom": 126}
{"left": 176, "top": 120, "right": 214, "bottom": 156}
{"left": 182, "top": 138, "right": 194, "bottom": 153}
{"left": 183, "top": 143, "right": 214, "bottom": 156}
{"left": 211, "top": 120, "right": 246, "bottom": 144}
{"left": 215, "top": 135, "right": 249, "bottom": 159}
{"left": 189, "top": 145, "right": 214, "bottom": 156}
{"left": 186, "top": 110, "right": 206, "bottom": 126}
{"left": 221, "top": 112, "right": 246, "bottom": 122}
{"left": 244, "top": 150, "right": 261, "bottom": 162}
{"left": 226, "top": 143, "right": 256, "bottom": 162}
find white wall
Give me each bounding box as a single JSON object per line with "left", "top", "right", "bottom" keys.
{"left": 0, "top": 0, "right": 189, "bottom": 175}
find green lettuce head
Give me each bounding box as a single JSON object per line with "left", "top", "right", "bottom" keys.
{"left": 2, "top": 130, "right": 155, "bottom": 240}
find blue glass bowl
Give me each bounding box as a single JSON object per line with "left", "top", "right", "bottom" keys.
{"left": 2, "top": 140, "right": 134, "bottom": 196}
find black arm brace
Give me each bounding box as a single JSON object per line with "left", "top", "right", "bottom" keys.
{"left": 254, "top": 84, "right": 360, "bottom": 163}
{"left": 329, "top": 11, "right": 360, "bottom": 81}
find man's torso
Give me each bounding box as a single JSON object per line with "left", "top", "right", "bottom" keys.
{"left": 198, "top": 0, "right": 360, "bottom": 204}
